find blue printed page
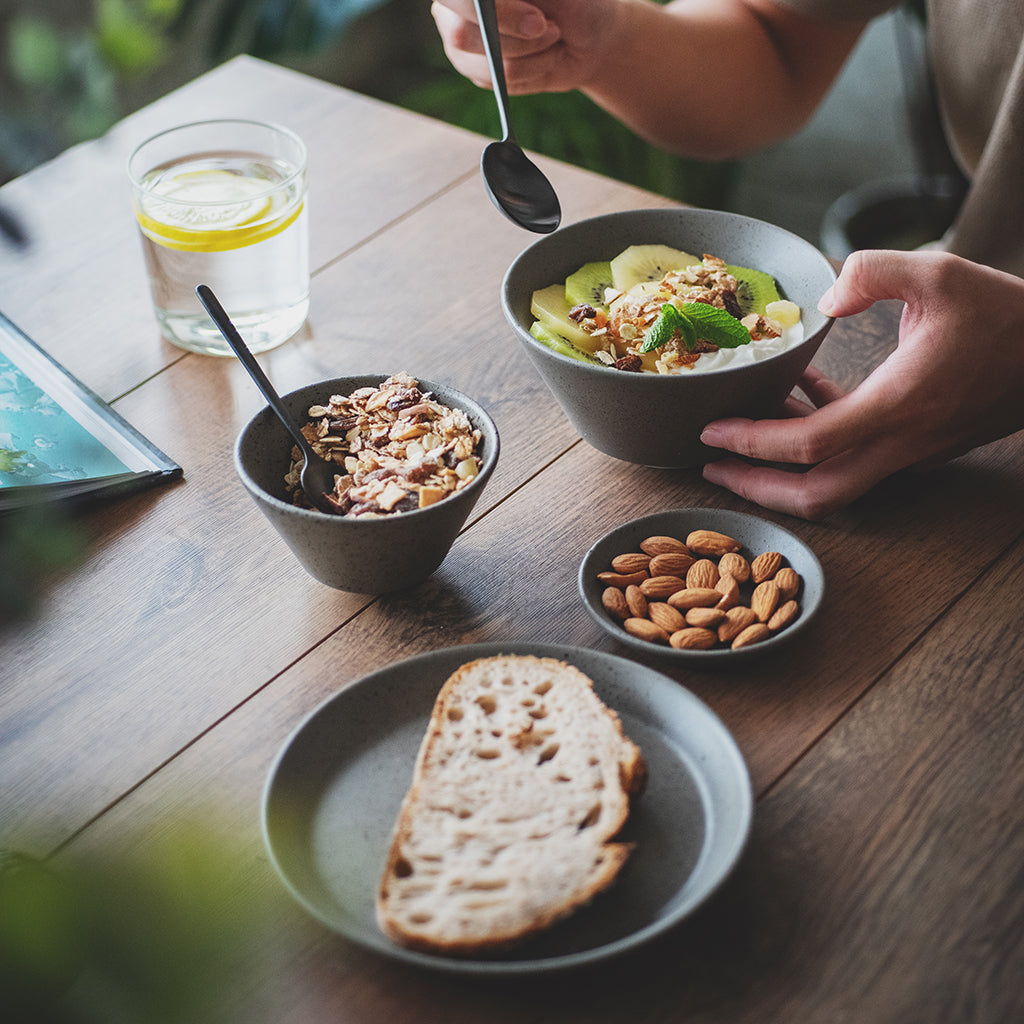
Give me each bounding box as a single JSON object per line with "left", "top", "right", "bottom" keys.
{"left": 0, "top": 350, "right": 132, "bottom": 489}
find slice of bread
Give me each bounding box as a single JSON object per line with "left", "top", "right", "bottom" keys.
{"left": 376, "top": 654, "right": 647, "bottom": 955}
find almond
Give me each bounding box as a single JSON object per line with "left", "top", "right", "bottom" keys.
{"left": 686, "top": 558, "right": 719, "bottom": 590}
{"left": 648, "top": 602, "right": 687, "bottom": 634}
{"left": 750, "top": 551, "right": 783, "bottom": 584}
{"left": 718, "top": 552, "right": 751, "bottom": 583}
{"left": 715, "top": 574, "right": 741, "bottom": 610}
{"left": 624, "top": 584, "right": 648, "bottom": 619}
{"left": 640, "top": 535, "right": 690, "bottom": 557}
{"left": 731, "top": 622, "right": 771, "bottom": 649}
{"left": 597, "top": 570, "right": 648, "bottom": 588}
{"left": 623, "top": 617, "right": 670, "bottom": 644}
{"left": 669, "top": 627, "right": 718, "bottom": 650}
{"left": 774, "top": 567, "right": 801, "bottom": 601}
{"left": 685, "top": 606, "right": 727, "bottom": 629}
{"left": 718, "top": 606, "right": 758, "bottom": 643}
{"left": 601, "top": 587, "right": 629, "bottom": 620}
{"left": 751, "top": 580, "right": 780, "bottom": 622}
{"left": 768, "top": 599, "right": 800, "bottom": 631}
{"left": 611, "top": 552, "right": 651, "bottom": 575}
{"left": 639, "top": 574, "right": 687, "bottom": 600}
{"left": 667, "top": 587, "right": 722, "bottom": 610}
{"left": 649, "top": 551, "right": 696, "bottom": 577}
{"left": 686, "top": 529, "right": 742, "bottom": 557}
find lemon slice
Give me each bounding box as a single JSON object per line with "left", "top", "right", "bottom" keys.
{"left": 136, "top": 169, "right": 302, "bottom": 252}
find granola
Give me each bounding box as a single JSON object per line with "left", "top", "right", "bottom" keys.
{"left": 285, "top": 373, "right": 483, "bottom": 517}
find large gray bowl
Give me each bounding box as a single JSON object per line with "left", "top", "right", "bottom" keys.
{"left": 501, "top": 207, "right": 837, "bottom": 467}
{"left": 235, "top": 375, "right": 499, "bottom": 593}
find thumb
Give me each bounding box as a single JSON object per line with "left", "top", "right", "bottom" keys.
{"left": 818, "top": 249, "right": 927, "bottom": 318}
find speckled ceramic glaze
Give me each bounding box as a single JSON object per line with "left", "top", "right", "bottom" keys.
{"left": 501, "top": 208, "right": 837, "bottom": 467}
{"left": 235, "top": 375, "right": 499, "bottom": 593}
{"left": 579, "top": 508, "right": 824, "bottom": 662}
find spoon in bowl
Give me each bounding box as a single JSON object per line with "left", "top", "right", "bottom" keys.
{"left": 473, "top": 0, "right": 561, "bottom": 233}
{"left": 195, "top": 284, "right": 339, "bottom": 515}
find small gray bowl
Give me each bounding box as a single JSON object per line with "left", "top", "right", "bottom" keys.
{"left": 579, "top": 508, "right": 824, "bottom": 662}
{"left": 501, "top": 207, "right": 837, "bottom": 467}
{"left": 235, "top": 375, "right": 499, "bottom": 593}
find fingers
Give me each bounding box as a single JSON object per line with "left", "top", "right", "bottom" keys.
{"left": 818, "top": 248, "right": 935, "bottom": 317}
{"left": 432, "top": 0, "right": 556, "bottom": 56}
{"left": 794, "top": 364, "right": 847, "bottom": 407}
{"left": 701, "top": 443, "right": 900, "bottom": 521}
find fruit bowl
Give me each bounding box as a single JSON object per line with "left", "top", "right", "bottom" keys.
{"left": 501, "top": 207, "right": 837, "bottom": 467}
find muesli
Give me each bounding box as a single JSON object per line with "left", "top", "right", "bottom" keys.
{"left": 285, "top": 372, "right": 482, "bottom": 517}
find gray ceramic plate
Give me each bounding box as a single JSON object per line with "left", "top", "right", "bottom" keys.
{"left": 261, "top": 642, "right": 752, "bottom": 975}
{"left": 579, "top": 509, "right": 825, "bottom": 662}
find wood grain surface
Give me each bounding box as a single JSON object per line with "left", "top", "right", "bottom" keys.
{"left": 2, "top": 55, "right": 1022, "bottom": 1024}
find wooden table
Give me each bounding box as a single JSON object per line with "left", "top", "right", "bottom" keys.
{"left": 2, "top": 56, "right": 1022, "bottom": 1024}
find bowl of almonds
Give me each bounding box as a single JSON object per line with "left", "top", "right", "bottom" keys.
{"left": 578, "top": 508, "right": 824, "bottom": 660}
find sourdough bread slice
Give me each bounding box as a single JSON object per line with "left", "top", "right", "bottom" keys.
{"left": 376, "top": 654, "right": 647, "bottom": 955}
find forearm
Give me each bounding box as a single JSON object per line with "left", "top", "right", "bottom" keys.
{"left": 577, "top": 0, "right": 866, "bottom": 160}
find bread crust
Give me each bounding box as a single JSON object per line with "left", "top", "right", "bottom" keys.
{"left": 376, "top": 655, "right": 646, "bottom": 955}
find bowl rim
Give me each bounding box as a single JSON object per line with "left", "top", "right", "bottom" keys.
{"left": 578, "top": 506, "right": 825, "bottom": 660}
{"left": 501, "top": 206, "right": 837, "bottom": 380}
{"left": 234, "top": 373, "right": 500, "bottom": 522}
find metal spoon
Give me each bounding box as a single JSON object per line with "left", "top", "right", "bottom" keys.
{"left": 473, "top": 0, "right": 561, "bottom": 233}
{"left": 195, "top": 284, "right": 339, "bottom": 514}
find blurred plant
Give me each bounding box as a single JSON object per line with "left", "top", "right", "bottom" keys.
{"left": 1, "top": 1, "right": 184, "bottom": 181}
{"left": 1, "top": 820, "right": 279, "bottom": 1024}
{"left": 0, "top": 502, "right": 87, "bottom": 628}
{"left": 175, "top": 0, "right": 391, "bottom": 61}
{"left": 400, "top": 60, "right": 733, "bottom": 207}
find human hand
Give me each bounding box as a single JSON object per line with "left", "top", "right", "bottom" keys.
{"left": 429, "top": 0, "right": 624, "bottom": 95}
{"left": 700, "top": 249, "right": 1024, "bottom": 520}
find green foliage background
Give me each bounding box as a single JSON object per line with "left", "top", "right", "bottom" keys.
{"left": 0, "top": 0, "right": 731, "bottom": 204}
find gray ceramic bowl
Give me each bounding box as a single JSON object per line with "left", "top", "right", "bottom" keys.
{"left": 235, "top": 375, "right": 499, "bottom": 593}
{"left": 579, "top": 508, "right": 824, "bottom": 662}
{"left": 502, "top": 207, "right": 837, "bottom": 467}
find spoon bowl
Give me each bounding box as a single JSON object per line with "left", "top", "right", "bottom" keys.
{"left": 473, "top": 0, "right": 560, "bottom": 233}
{"left": 481, "top": 140, "right": 561, "bottom": 234}
{"left": 196, "top": 284, "right": 338, "bottom": 513}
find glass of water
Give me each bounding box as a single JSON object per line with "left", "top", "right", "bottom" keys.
{"left": 128, "top": 119, "right": 309, "bottom": 356}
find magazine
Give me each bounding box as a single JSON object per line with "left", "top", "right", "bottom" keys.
{"left": 0, "top": 312, "right": 181, "bottom": 512}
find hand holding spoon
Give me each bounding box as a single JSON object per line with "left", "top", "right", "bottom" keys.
{"left": 196, "top": 284, "right": 339, "bottom": 514}
{"left": 473, "top": 0, "right": 561, "bottom": 233}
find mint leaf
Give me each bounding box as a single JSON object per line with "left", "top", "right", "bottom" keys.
{"left": 677, "top": 302, "right": 751, "bottom": 348}
{"left": 639, "top": 303, "right": 697, "bottom": 353}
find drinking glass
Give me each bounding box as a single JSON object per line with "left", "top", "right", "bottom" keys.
{"left": 128, "top": 119, "right": 309, "bottom": 356}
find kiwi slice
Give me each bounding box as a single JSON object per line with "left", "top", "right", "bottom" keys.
{"left": 529, "top": 321, "right": 602, "bottom": 365}
{"left": 565, "top": 260, "right": 615, "bottom": 309}
{"left": 531, "top": 283, "right": 600, "bottom": 351}
{"left": 609, "top": 244, "right": 700, "bottom": 291}
{"left": 727, "top": 264, "right": 782, "bottom": 316}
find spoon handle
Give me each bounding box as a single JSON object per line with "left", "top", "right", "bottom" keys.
{"left": 195, "top": 284, "right": 309, "bottom": 453}
{"left": 473, "top": 0, "right": 513, "bottom": 142}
